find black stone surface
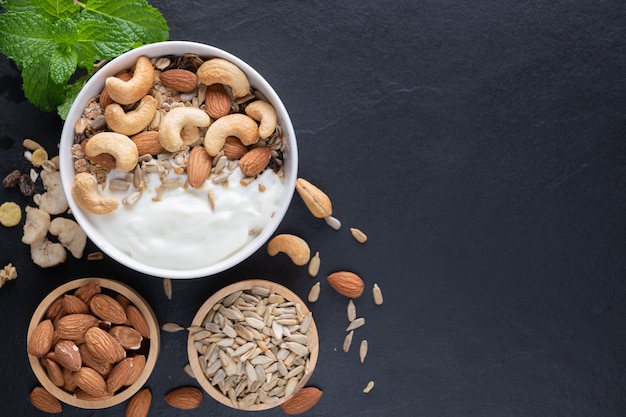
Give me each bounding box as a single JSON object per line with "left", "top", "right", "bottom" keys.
{"left": 1, "top": 1, "right": 626, "bottom": 416}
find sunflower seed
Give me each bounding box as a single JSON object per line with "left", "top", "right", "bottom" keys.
{"left": 350, "top": 227, "right": 368, "bottom": 243}
{"left": 163, "top": 278, "right": 172, "bottom": 300}
{"left": 346, "top": 317, "right": 365, "bottom": 332}
{"left": 87, "top": 251, "right": 104, "bottom": 261}
{"left": 363, "top": 380, "right": 375, "bottom": 393}
{"left": 184, "top": 363, "right": 196, "bottom": 379}
{"left": 359, "top": 339, "right": 368, "bottom": 363}
{"left": 308, "top": 251, "right": 320, "bottom": 277}
{"left": 324, "top": 215, "right": 342, "bottom": 230}
{"left": 162, "top": 322, "right": 185, "bottom": 332}
{"left": 308, "top": 282, "right": 320, "bottom": 303}
{"left": 343, "top": 330, "right": 354, "bottom": 353}
{"left": 373, "top": 283, "right": 384, "bottom": 305}
{"left": 347, "top": 299, "right": 356, "bottom": 322}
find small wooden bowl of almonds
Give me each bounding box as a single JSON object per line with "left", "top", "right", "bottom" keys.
{"left": 187, "top": 279, "right": 319, "bottom": 411}
{"left": 27, "top": 278, "right": 159, "bottom": 410}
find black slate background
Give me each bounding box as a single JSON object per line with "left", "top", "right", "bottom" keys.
{"left": 1, "top": 1, "right": 626, "bottom": 416}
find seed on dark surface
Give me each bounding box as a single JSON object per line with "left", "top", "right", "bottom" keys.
{"left": 19, "top": 174, "right": 35, "bottom": 196}
{"left": 2, "top": 169, "right": 21, "bottom": 188}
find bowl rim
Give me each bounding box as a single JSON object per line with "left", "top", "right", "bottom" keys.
{"left": 187, "top": 279, "right": 319, "bottom": 411}
{"left": 27, "top": 277, "right": 160, "bottom": 409}
{"left": 59, "top": 41, "right": 298, "bottom": 279}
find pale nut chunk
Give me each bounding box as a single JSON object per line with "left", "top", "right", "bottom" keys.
{"left": 49, "top": 217, "right": 87, "bottom": 258}
{"left": 104, "top": 56, "right": 155, "bottom": 105}
{"left": 203, "top": 113, "right": 259, "bottom": 156}
{"left": 22, "top": 206, "right": 50, "bottom": 245}
{"left": 39, "top": 170, "right": 69, "bottom": 215}
{"left": 197, "top": 58, "right": 250, "bottom": 98}
{"left": 295, "top": 178, "right": 332, "bottom": 218}
{"left": 104, "top": 95, "right": 157, "bottom": 136}
{"left": 158, "top": 107, "right": 211, "bottom": 152}
{"left": 84, "top": 132, "right": 139, "bottom": 172}
{"left": 267, "top": 233, "right": 311, "bottom": 266}
{"left": 245, "top": 100, "right": 277, "bottom": 139}
{"left": 71, "top": 172, "right": 120, "bottom": 215}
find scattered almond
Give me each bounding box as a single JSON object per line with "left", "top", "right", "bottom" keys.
{"left": 280, "top": 386, "right": 323, "bottom": 415}
{"left": 239, "top": 146, "right": 272, "bottom": 177}
{"left": 164, "top": 386, "right": 203, "bottom": 410}
{"left": 29, "top": 386, "right": 62, "bottom": 413}
{"left": 125, "top": 388, "right": 152, "bottom": 417}
{"left": 327, "top": 271, "right": 365, "bottom": 298}
{"left": 27, "top": 319, "right": 54, "bottom": 358}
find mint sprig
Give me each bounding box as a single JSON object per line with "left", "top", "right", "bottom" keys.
{"left": 0, "top": 0, "right": 169, "bottom": 118}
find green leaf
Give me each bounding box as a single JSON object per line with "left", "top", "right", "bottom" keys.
{"left": 2, "top": 0, "right": 78, "bottom": 20}
{"left": 57, "top": 77, "right": 86, "bottom": 120}
{"left": 49, "top": 44, "right": 77, "bottom": 84}
{"left": 80, "top": 0, "right": 169, "bottom": 45}
{"left": 0, "top": 11, "right": 57, "bottom": 65}
{"left": 21, "top": 57, "right": 67, "bottom": 112}
{"left": 73, "top": 17, "right": 134, "bottom": 68}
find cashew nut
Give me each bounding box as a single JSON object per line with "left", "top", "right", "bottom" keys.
{"left": 84, "top": 132, "right": 139, "bottom": 173}
{"left": 104, "top": 56, "right": 155, "bottom": 105}
{"left": 267, "top": 234, "right": 311, "bottom": 266}
{"left": 49, "top": 217, "right": 87, "bottom": 259}
{"left": 197, "top": 58, "right": 250, "bottom": 98}
{"left": 105, "top": 95, "right": 157, "bottom": 136}
{"left": 158, "top": 107, "right": 211, "bottom": 152}
{"left": 203, "top": 113, "right": 259, "bottom": 156}
{"left": 245, "top": 100, "right": 277, "bottom": 139}
{"left": 71, "top": 172, "right": 119, "bottom": 215}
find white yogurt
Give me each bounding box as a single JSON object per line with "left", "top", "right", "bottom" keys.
{"left": 85, "top": 168, "right": 285, "bottom": 270}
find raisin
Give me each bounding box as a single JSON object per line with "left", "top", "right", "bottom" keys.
{"left": 19, "top": 174, "right": 34, "bottom": 196}
{"left": 2, "top": 169, "right": 21, "bottom": 188}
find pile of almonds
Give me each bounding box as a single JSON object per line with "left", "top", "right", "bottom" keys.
{"left": 27, "top": 281, "right": 151, "bottom": 413}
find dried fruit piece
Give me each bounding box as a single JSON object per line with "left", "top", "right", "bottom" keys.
{"left": 0, "top": 263, "right": 17, "bottom": 288}
{"left": 126, "top": 388, "right": 152, "bottom": 417}
{"left": 19, "top": 173, "right": 35, "bottom": 196}
{"left": 165, "top": 386, "right": 203, "bottom": 410}
{"left": 31, "top": 148, "right": 48, "bottom": 167}
{"left": 280, "top": 386, "right": 323, "bottom": 414}
{"left": 49, "top": 217, "right": 87, "bottom": 258}
{"left": 295, "top": 178, "right": 332, "bottom": 218}
{"left": 28, "top": 319, "right": 54, "bottom": 358}
{"left": 3, "top": 169, "right": 22, "bottom": 187}
{"left": 327, "top": 271, "right": 365, "bottom": 298}
{"left": 0, "top": 201, "right": 22, "bottom": 227}
{"left": 29, "top": 386, "right": 62, "bottom": 413}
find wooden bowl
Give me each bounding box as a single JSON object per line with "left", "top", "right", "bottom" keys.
{"left": 27, "top": 278, "right": 160, "bottom": 409}
{"left": 188, "top": 279, "right": 319, "bottom": 411}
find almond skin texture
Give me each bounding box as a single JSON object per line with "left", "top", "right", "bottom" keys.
{"left": 53, "top": 339, "right": 82, "bottom": 371}
{"left": 55, "top": 313, "right": 99, "bottom": 340}
{"left": 109, "top": 325, "right": 143, "bottom": 350}
{"left": 106, "top": 357, "right": 133, "bottom": 394}
{"left": 205, "top": 83, "right": 232, "bottom": 119}
{"left": 160, "top": 69, "right": 198, "bottom": 92}
{"left": 125, "top": 355, "right": 146, "bottom": 386}
{"left": 30, "top": 386, "right": 62, "bottom": 413}
{"left": 126, "top": 305, "right": 150, "bottom": 338}
{"left": 327, "top": 271, "right": 365, "bottom": 298}
{"left": 165, "top": 386, "right": 203, "bottom": 410}
{"left": 43, "top": 358, "right": 65, "bottom": 387}
{"left": 187, "top": 146, "right": 212, "bottom": 188}
{"left": 131, "top": 131, "right": 165, "bottom": 156}
{"left": 126, "top": 388, "right": 152, "bottom": 417}
{"left": 90, "top": 293, "right": 127, "bottom": 324}
{"left": 74, "top": 366, "right": 108, "bottom": 397}
{"left": 239, "top": 146, "right": 271, "bottom": 177}
{"left": 222, "top": 136, "right": 248, "bottom": 159}
{"left": 28, "top": 319, "right": 54, "bottom": 358}
{"left": 281, "top": 387, "right": 323, "bottom": 415}
{"left": 84, "top": 326, "right": 126, "bottom": 364}
{"left": 73, "top": 281, "right": 101, "bottom": 304}
{"left": 78, "top": 343, "right": 112, "bottom": 375}
{"left": 62, "top": 294, "right": 90, "bottom": 315}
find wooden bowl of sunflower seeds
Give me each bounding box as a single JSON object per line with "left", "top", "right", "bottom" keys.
{"left": 26, "top": 278, "right": 159, "bottom": 410}
{"left": 187, "top": 279, "right": 319, "bottom": 410}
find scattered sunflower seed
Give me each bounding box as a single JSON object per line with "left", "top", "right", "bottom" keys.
{"left": 347, "top": 299, "right": 356, "bottom": 322}
{"left": 87, "top": 251, "right": 104, "bottom": 261}
{"left": 308, "top": 282, "right": 321, "bottom": 303}
{"left": 372, "top": 283, "right": 384, "bottom": 305}
{"left": 183, "top": 363, "right": 196, "bottom": 379}
{"left": 163, "top": 278, "right": 172, "bottom": 300}
{"left": 324, "top": 215, "right": 342, "bottom": 230}
{"left": 359, "top": 340, "right": 368, "bottom": 363}
{"left": 343, "top": 330, "right": 354, "bottom": 353}
{"left": 346, "top": 317, "right": 365, "bottom": 332}
{"left": 308, "top": 251, "right": 321, "bottom": 277}
{"left": 363, "top": 380, "right": 375, "bottom": 393}
{"left": 162, "top": 322, "right": 185, "bottom": 332}
{"left": 350, "top": 227, "right": 368, "bottom": 243}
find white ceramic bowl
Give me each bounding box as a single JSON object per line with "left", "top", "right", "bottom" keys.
{"left": 59, "top": 41, "right": 297, "bottom": 279}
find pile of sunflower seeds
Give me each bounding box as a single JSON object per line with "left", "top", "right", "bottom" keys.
{"left": 189, "top": 286, "right": 314, "bottom": 409}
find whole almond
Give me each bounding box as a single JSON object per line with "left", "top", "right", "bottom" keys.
{"left": 295, "top": 178, "right": 333, "bottom": 218}
{"left": 78, "top": 343, "right": 113, "bottom": 375}
{"left": 73, "top": 389, "right": 114, "bottom": 401}
{"left": 222, "top": 136, "right": 248, "bottom": 159}
{"left": 327, "top": 271, "right": 365, "bottom": 298}
{"left": 28, "top": 319, "right": 54, "bottom": 358}
{"left": 43, "top": 358, "right": 65, "bottom": 387}
{"left": 109, "top": 325, "right": 143, "bottom": 350}
{"left": 62, "top": 294, "right": 89, "bottom": 315}
{"left": 160, "top": 69, "right": 198, "bottom": 92}
{"left": 131, "top": 131, "right": 165, "bottom": 156}
{"left": 126, "top": 388, "right": 152, "bottom": 417}
{"left": 126, "top": 305, "right": 150, "bottom": 338}
{"left": 62, "top": 366, "right": 77, "bottom": 392}
{"left": 125, "top": 355, "right": 146, "bottom": 386}
{"left": 84, "top": 326, "right": 126, "bottom": 364}
{"left": 53, "top": 339, "right": 82, "bottom": 371}
{"left": 74, "top": 366, "right": 107, "bottom": 397}
{"left": 280, "top": 386, "right": 323, "bottom": 415}
{"left": 73, "top": 281, "right": 101, "bottom": 304}
{"left": 45, "top": 297, "right": 64, "bottom": 320}
{"left": 164, "top": 386, "right": 203, "bottom": 410}
{"left": 239, "top": 146, "right": 271, "bottom": 177}
{"left": 187, "top": 146, "right": 212, "bottom": 188}
{"left": 106, "top": 357, "right": 133, "bottom": 394}
{"left": 30, "top": 386, "right": 62, "bottom": 414}
{"left": 90, "top": 293, "right": 127, "bottom": 324}
{"left": 55, "top": 313, "right": 99, "bottom": 340}
{"left": 204, "top": 83, "right": 231, "bottom": 119}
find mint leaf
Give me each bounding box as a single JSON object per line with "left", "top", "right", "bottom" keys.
{"left": 50, "top": 44, "right": 77, "bottom": 84}
{"left": 22, "top": 57, "right": 67, "bottom": 112}
{"left": 74, "top": 17, "right": 134, "bottom": 68}
{"left": 2, "top": 0, "right": 78, "bottom": 20}
{"left": 0, "top": 12, "right": 57, "bottom": 65}
{"left": 80, "top": 0, "right": 169, "bottom": 45}
{"left": 57, "top": 77, "right": 86, "bottom": 120}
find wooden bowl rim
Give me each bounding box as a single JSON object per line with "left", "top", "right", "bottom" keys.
{"left": 187, "top": 279, "right": 319, "bottom": 411}
{"left": 27, "top": 277, "right": 160, "bottom": 409}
